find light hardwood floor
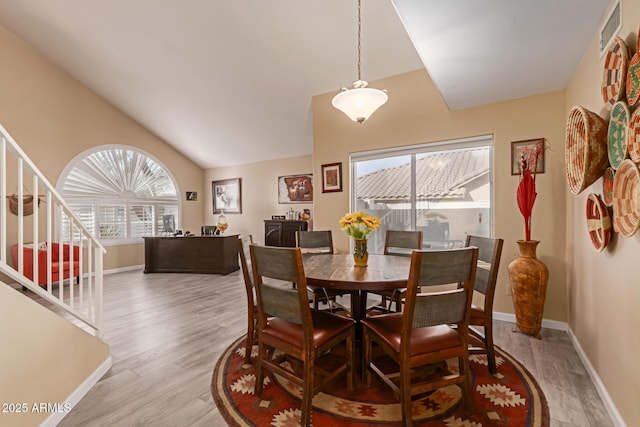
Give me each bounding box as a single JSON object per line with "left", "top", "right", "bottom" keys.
{"left": 17, "top": 269, "right": 614, "bottom": 426}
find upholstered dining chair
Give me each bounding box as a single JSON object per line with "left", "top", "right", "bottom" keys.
{"left": 362, "top": 247, "right": 478, "bottom": 427}
{"left": 370, "top": 230, "right": 423, "bottom": 312}
{"left": 296, "top": 230, "right": 351, "bottom": 312}
{"left": 250, "top": 244, "right": 355, "bottom": 427}
{"left": 462, "top": 235, "right": 504, "bottom": 374}
{"left": 237, "top": 234, "right": 257, "bottom": 364}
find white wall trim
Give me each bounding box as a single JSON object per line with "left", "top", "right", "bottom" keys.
{"left": 40, "top": 356, "right": 112, "bottom": 427}
{"left": 493, "top": 311, "right": 568, "bottom": 331}
{"left": 104, "top": 264, "right": 144, "bottom": 275}
{"left": 567, "top": 328, "right": 627, "bottom": 427}
{"left": 494, "top": 313, "right": 626, "bottom": 427}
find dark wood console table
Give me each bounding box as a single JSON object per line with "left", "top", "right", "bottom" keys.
{"left": 264, "top": 220, "right": 308, "bottom": 247}
{"left": 143, "top": 235, "right": 239, "bottom": 274}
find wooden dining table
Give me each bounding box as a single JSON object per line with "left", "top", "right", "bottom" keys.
{"left": 303, "top": 253, "right": 411, "bottom": 326}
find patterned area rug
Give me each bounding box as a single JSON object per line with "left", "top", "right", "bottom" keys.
{"left": 212, "top": 335, "right": 549, "bottom": 426}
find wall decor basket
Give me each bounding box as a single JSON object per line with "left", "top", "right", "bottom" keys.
{"left": 626, "top": 53, "right": 640, "bottom": 106}
{"left": 7, "top": 195, "right": 41, "bottom": 216}
{"left": 565, "top": 106, "right": 609, "bottom": 195}
{"left": 602, "top": 166, "right": 615, "bottom": 206}
{"left": 628, "top": 107, "right": 640, "bottom": 163}
{"left": 607, "top": 101, "right": 630, "bottom": 169}
{"left": 602, "top": 36, "right": 629, "bottom": 110}
{"left": 612, "top": 159, "right": 640, "bottom": 237}
{"left": 586, "top": 193, "right": 612, "bottom": 252}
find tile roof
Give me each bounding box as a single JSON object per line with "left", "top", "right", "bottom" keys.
{"left": 356, "top": 147, "right": 489, "bottom": 201}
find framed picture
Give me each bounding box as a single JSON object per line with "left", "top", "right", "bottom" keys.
{"left": 321, "top": 162, "right": 343, "bottom": 193}
{"left": 278, "top": 174, "right": 313, "bottom": 204}
{"left": 212, "top": 178, "right": 242, "bottom": 214}
{"left": 186, "top": 191, "right": 197, "bottom": 201}
{"left": 511, "top": 138, "right": 545, "bottom": 175}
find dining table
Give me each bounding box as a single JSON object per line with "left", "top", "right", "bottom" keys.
{"left": 302, "top": 253, "right": 411, "bottom": 328}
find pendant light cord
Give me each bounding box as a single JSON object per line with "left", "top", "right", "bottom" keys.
{"left": 357, "top": 0, "right": 362, "bottom": 81}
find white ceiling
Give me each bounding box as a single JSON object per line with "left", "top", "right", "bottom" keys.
{"left": 0, "top": 1, "right": 610, "bottom": 169}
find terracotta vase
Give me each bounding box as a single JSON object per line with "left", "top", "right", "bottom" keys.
{"left": 508, "top": 240, "right": 549, "bottom": 339}
{"left": 353, "top": 238, "right": 368, "bottom": 267}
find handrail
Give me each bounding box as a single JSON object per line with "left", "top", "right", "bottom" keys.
{"left": 0, "top": 124, "right": 105, "bottom": 337}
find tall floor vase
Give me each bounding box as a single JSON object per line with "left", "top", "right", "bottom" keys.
{"left": 508, "top": 240, "right": 549, "bottom": 339}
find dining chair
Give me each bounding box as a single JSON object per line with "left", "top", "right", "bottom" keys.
{"left": 250, "top": 244, "right": 355, "bottom": 427}
{"left": 362, "top": 247, "right": 478, "bottom": 427}
{"left": 296, "top": 230, "right": 351, "bottom": 312}
{"left": 370, "top": 230, "right": 423, "bottom": 312}
{"left": 237, "top": 234, "right": 257, "bottom": 364}
{"left": 463, "top": 235, "right": 504, "bottom": 374}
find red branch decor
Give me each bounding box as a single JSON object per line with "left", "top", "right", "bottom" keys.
{"left": 517, "top": 141, "right": 545, "bottom": 241}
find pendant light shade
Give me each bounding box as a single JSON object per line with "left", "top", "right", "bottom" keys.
{"left": 332, "top": 0, "right": 387, "bottom": 124}
{"left": 332, "top": 80, "right": 388, "bottom": 124}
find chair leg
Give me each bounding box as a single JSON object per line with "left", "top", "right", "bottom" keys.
{"left": 484, "top": 323, "right": 497, "bottom": 374}
{"left": 363, "top": 330, "right": 372, "bottom": 387}
{"left": 346, "top": 334, "right": 354, "bottom": 391}
{"left": 459, "top": 355, "right": 472, "bottom": 414}
{"left": 301, "top": 358, "right": 314, "bottom": 427}
{"left": 255, "top": 342, "right": 265, "bottom": 395}
{"left": 400, "top": 364, "right": 413, "bottom": 427}
{"left": 244, "top": 318, "right": 254, "bottom": 364}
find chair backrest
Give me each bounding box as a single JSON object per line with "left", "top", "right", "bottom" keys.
{"left": 201, "top": 225, "right": 218, "bottom": 236}
{"left": 383, "top": 230, "right": 423, "bottom": 256}
{"left": 238, "top": 234, "right": 255, "bottom": 308}
{"left": 402, "top": 247, "right": 478, "bottom": 349}
{"left": 295, "top": 230, "right": 334, "bottom": 254}
{"left": 250, "top": 244, "right": 312, "bottom": 330}
{"left": 464, "top": 235, "right": 503, "bottom": 296}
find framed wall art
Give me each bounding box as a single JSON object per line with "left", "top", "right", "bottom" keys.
{"left": 321, "top": 162, "right": 342, "bottom": 193}
{"left": 186, "top": 191, "right": 197, "bottom": 201}
{"left": 511, "top": 138, "right": 545, "bottom": 175}
{"left": 212, "top": 178, "right": 242, "bottom": 214}
{"left": 278, "top": 174, "right": 313, "bottom": 204}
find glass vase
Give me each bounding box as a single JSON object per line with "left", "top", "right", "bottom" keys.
{"left": 216, "top": 210, "right": 228, "bottom": 235}
{"left": 353, "top": 238, "right": 368, "bottom": 267}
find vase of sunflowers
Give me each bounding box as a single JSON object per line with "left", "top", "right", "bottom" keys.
{"left": 339, "top": 211, "right": 381, "bottom": 267}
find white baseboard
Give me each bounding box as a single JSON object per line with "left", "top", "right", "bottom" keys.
{"left": 103, "top": 264, "right": 144, "bottom": 275}
{"left": 41, "top": 356, "right": 112, "bottom": 427}
{"left": 492, "top": 311, "right": 567, "bottom": 331}
{"left": 493, "top": 312, "right": 626, "bottom": 427}
{"left": 566, "top": 328, "right": 627, "bottom": 427}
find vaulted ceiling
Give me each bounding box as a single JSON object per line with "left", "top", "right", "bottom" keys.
{"left": 0, "top": 1, "right": 610, "bottom": 169}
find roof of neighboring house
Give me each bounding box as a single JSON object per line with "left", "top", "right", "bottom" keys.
{"left": 357, "top": 147, "right": 489, "bottom": 201}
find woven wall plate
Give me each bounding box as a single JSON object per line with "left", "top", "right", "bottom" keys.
{"left": 607, "top": 101, "right": 630, "bottom": 169}
{"left": 626, "top": 54, "right": 640, "bottom": 106}
{"left": 612, "top": 159, "right": 640, "bottom": 237}
{"left": 602, "top": 36, "right": 629, "bottom": 110}
{"left": 628, "top": 107, "right": 640, "bottom": 163}
{"left": 602, "top": 166, "right": 615, "bottom": 206}
{"left": 586, "top": 193, "right": 612, "bottom": 252}
{"left": 565, "top": 106, "right": 609, "bottom": 195}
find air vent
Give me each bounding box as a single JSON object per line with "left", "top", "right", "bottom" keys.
{"left": 600, "top": 0, "right": 622, "bottom": 57}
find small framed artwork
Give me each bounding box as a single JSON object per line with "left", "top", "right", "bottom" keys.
{"left": 278, "top": 174, "right": 313, "bottom": 204}
{"left": 321, "top": 162, "right": 343, "bottom": 193}
{"left": 511, "top": 138, "right": 545, "bottom": 175}
{"left": 186, "top": 191, "right": 197, "bottom": 201}
{"left": 212, "top": 178, "right": 242, "bottom": 214}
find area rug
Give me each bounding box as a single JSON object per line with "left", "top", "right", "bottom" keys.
{"left": 212, "top": 335, "right": 549, "bottom": 426}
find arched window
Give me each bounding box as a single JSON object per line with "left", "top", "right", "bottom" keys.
{"left": 57, "top": 145, "right": 180, "bottom": 245}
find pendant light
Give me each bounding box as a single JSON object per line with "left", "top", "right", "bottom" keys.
{"left": 332, "top": 0, "right": 388, "bottom": 124}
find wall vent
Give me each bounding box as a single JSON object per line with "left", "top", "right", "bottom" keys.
{"left": 600, "top": 0, "right": 622, "bottom": 57}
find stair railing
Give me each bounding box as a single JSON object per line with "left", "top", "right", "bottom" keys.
{"left": 0, "top": 124, "right": 105, "bottom": 338}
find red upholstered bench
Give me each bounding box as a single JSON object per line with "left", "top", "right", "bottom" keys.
{"left": 11, "top": 242, "right": 80, "bottom": 286}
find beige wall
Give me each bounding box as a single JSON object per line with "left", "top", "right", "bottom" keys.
{"left": 564, "top": 1, "right": 640, "bottom": 424}
{"left": 203, "top": 155, "right": 313, "bottom": 243}
{"left": 312, "top": 69, "right": 568, "bottom": 321}
{"left": 0, "top": 25, "right": 204, "bottom": 271}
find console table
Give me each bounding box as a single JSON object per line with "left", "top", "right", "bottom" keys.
{"left": 264, "top": 220, "right": 308, "bottom": 247}
{"left": 143, "top": 235, "right": 239, "bottom": 274}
